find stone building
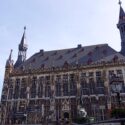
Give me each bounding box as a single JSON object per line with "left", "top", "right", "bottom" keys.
{"left": 1, "top": 2, "right": 125, "bottom": 125}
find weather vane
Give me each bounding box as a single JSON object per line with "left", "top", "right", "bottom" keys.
{"left": 24, "top": 26, "right": 26, "bottom": 31}
{"left": 119, "top": 0, "right": 122, "bottom": 6}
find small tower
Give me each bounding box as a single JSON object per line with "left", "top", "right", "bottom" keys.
{"left": 5, "top": 49, "right": 13, "bottom": 79}
{"left": 117, "top": 0, "right": 125, "bottom": 56}
{"left": 14, "top": 27, "right": 28, "bottom": 68}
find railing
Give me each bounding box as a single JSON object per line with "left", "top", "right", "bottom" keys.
{"left": 72, "top": 118, "right": 125, "bottom": 125}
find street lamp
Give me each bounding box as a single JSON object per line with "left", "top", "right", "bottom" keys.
{"left": 110, "top": 76, "right": 122, "bottom": 108}
{"left": 110, "top": 76, "right": 125, "bottom": 125}
{"left": 78, "top": 96, "right": 87, "bottom": 118}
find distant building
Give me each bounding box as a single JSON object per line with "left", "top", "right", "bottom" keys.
{"left": 1, "top": 2, "right": 125, "bottom": 125}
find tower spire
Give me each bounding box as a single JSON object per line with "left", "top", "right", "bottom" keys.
{"left": 20, "top": 26, "right": 27, "bottom": 48}
{"left": 118, "top": 0, "right": 125, "bottom": 22}
{"left": 14, "top": 27, "right": 28, "bottom": 68}
{"left": 9, "top": 49, "right": 13, "bottom": 60}
{"left": 6, "top": 49, "right": 13, "bottom": 68}
{"left": 117, "top": 0, "right": 125, "bottom": 56}
{"left": 5, "top": 49, "right": 14, "bottom": 78}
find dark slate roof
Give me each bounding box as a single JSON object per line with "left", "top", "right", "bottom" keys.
{"left": 15, "top": 44, "right": 125, "bottom": 70}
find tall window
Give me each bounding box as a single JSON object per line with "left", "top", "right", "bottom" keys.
{"left": 30, "top": 77, "right": 37, "bottom": 98}
{"left": 14, "top": 79, "right": 20, "bottom": 99}
{"left": 45, "top": 76, "right": 51, "bottom": 97}
{"left": 6, "top": 102, "right": 11, "bottom": 113}
{"left": 13, "top": 101, "right": 18, "bottom": 113}
{"left": 63, "top": 74, "right": 69, "bottom": 96}
{"left": 56, "top": 100, "right": 61, "bottom": 121}
{"left": 8, "top": 79, "right": 14, "bottom": 99}
{"left": 27, "top": 100, "right": 35, "bottom": 112}
{"left": 116, "top": 69, "right": 123, "bottom": 79}
{"left": 69, "top": 74, "right": 77, "bottom": 96}
{"left": 2, "top": 80, "right": 8, "bottom": 100}
{"left": 109, "top": 70, "right": 115, "bottom": 81}
{"left": 71, "top": 99, "right": 77, "bottom": 119}
{"left": 96, "top": 71, "right": 105, "bottom": 94}
{"left": 80, "top": 73, "right": 89, "bottom": 95}
{"left": 89, "top": 78, "right": 95, "bottom": 94}
{"left": 18, "top": 101, "right": 25, "bottom": 112}
{"left": 20, "top": 78, "right": 27, "bottom": 99}
{"left": 38, "top": 77, "right": 44, "bottom": 98}
{"left": 56, "top": 75, "right": 61, "bottom": 96}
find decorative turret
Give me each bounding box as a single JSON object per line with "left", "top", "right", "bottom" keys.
{"left": 14, "top": 27, "right": 28, "bottom": 68}
{"left": 5, "top": 49, "right": 14, "bottom": 79}
{"left": 117, "top": 0, "right": 125, "bottom": 56}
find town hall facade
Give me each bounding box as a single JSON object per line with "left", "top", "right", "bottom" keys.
{"left": 1, "top": 2, "right": 125, "bottom": 125}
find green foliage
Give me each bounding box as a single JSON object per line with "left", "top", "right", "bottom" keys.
{"left": 111, "top": 108, "right": 125, "bottom": 118}
{"left": 73, "top": 117, "right": 88, "bottom": 124}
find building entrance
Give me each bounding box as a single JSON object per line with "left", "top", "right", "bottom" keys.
{"left": 64, "top": 112, "right": 69, "bottom": 119}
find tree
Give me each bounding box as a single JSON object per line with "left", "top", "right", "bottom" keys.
{"left": 111, "top": 108, "right": 125, "bottom": 118}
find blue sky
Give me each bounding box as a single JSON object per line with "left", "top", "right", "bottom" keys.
{"left": 0, "top": 0, "right": 125, "bottom": 94}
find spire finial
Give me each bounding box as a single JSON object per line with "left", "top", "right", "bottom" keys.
{"left": 119, "top": 0, "right": 122, "bottom": 6}
{"left": 9, "top": 49, "right": 13, "bottom": 60}
{"left": 24, "top": 26, "right": 26, "bottom": 31}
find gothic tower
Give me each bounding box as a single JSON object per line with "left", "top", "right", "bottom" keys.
{"left": 14, "top": 27, "right": 28, "bottom": 68}
{"left": 4, "top": 49, "right": 13, "bottom": 79}
{"left": 117, "top": 1, "right": 125, "bottom": 56}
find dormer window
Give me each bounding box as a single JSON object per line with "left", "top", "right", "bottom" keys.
{"left": 63, "top": 61, "right": 69, "bottom": 68}
{"left": 87, "top": 58, "right": 93, "bottom": 65}
{"left": 88, "top": 51, "right": 92, "bottom": 56}
{"left": 113, "top": 55, "right": 118, "bottom": 62}
{"left": 44, "top": 57, "right": 49, "bottom": 61}
{"left": 79, "top": 48, "right": 84, "bottom": 53}
{"left": 52, "top": 51, "right": 57, "bottom": 56}
{"left": 41, "top": 64, "right": 45, "bottom": 68}
{"left": 72, "top": 53, "right": 77, "bottom": 58}
{"left": 31, "top": 58, "right": 36, "bottom": 63}
{"left": 102, "top": 49, "right": 107, "bottom": 56}
{"left": 66, "top": 50, "right": 71, "bottom": 54}
{"left": 95, "top": 46, "right": 99, "bottom": 50}
{"left": 57, "top": 55, "right": 63, "bottom": 60}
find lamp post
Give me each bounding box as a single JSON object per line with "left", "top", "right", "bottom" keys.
{"left": 110, "top": 75, "right": 125, "bottom": 125}
{"left": 111, "top": 83, "right": 122, "bottom": 108}
{"left": 79, "top": 95, "right": 87, "bottom": 116}
{"left": 110, "top": 76, "right": 122, "bottom": 108}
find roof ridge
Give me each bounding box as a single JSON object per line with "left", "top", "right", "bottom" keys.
{"left": 37, "top": 43, "right": 108, "bottom": 53}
